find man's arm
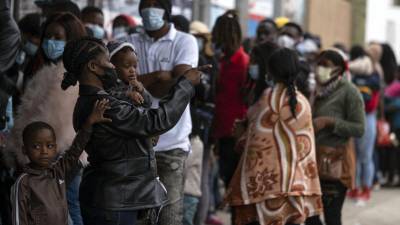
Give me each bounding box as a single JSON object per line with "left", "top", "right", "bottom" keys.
{"left": 139, "top": 34, "right": 199, "bottom": 98}
{"left": 144, "top": 64, "right": 192, "bottom": 98}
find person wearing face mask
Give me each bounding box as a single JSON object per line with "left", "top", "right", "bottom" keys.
{"left": 277, "top": 22, "right": 303, "bottom": 50}
{"left": 60, "top": 36, "right": 204, "bottom": 225}
{"left": 305, "top": 50, "right": 365, "bottom": 225}
{"left": 123, "top": 0, "right": 200, "bottom": 224}
{"left": 244, "top": 42, "right": 279, "bottom": 107}
{"left": 82, "top": 6, "right": 106, "bottom": 40}
{"left": 112, "top": 14, "right": 137, "bottom": 40}
{"left": 5, "top": 12, "right": 87, "bottom": 225}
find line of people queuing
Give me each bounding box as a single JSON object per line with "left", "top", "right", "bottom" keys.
{"left": 0, "top": 0, "right": 399, "bottom": 225}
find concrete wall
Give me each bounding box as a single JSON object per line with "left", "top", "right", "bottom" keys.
{"left": 306, "top": 0, "right": 352, "bottom": 48}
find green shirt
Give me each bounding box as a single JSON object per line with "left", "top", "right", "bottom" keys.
{"left": 313, "top": 78, "right": 365, "bottom": 147}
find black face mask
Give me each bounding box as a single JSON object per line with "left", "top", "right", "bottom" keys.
{"left": 96, "top": 66, "right": 118, "bottom": 90}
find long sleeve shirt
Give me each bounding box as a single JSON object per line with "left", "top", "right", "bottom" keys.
{"left": 313, "top": 79, "right": 365, "bottom": 147}
{"left": 11, "top": 129, "right": 91, "bottom": 225}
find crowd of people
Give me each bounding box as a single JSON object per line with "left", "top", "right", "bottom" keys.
{"left": 0, "top": 0, "right": 399, "bottom": 225}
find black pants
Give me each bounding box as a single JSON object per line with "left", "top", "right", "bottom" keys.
{"left": 218, "top": 137, "right": 240, "bottom": 225}
{"left": 81, "top": 205, "right": 138, "bottom": 225}
{"left": 218, "top": 137, "right": 240, "bottom": 187}
{"left": 305, "top": 180, "right": 347, "bottom": 225}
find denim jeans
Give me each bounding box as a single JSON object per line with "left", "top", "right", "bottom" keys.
{"left": 355, "top": 112, "right": 377, "bottom": 188}
{"left": 156, "top": 149, "right": 188, "bottom": 225}
{"left": 183, "top": 195, "right": 200, "bottom": 225}
{"left": 81, "top": 206, "right": 137, "bottom": 225}
{"left": 67, "top": 172, "right": 83, "bottom": 225}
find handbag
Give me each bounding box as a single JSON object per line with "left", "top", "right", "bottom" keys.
{"left": 376, "top": 119, "right": 392, "bottom": 147}
{"left": 317, "top": 146, "right": 345, "bottom": 181}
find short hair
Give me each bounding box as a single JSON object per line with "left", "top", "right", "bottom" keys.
{"left": 22, "top": 121, "right": 56, "bottom": 146}
{"left": 81, "top": 6, "right": 104, "bottom": 16}
{"left": 283, "top": 22, "right": 303, "bottom": 36}
{"left": 258, "top": 18, "right": 278, "bottom": 30}
{"left": 171, "top": 15, "right": 190, "bottom": 33}
{"left": 18, "top": 13, "right": 42, "bottom": 37}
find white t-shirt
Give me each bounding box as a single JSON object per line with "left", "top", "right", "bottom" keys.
{"left": 125, "top": 24, "right": 199, "bottom": 152}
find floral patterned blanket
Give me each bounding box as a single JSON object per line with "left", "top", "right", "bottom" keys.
{"left": 224, "top": 84, "right": 322, "bottom": 225}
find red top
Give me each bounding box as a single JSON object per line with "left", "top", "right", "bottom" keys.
{"left": 365, "top": 91, "right": 380, "bottom": 113}
{"left": 213, "top": 47, "right": 249, "bottom": 138}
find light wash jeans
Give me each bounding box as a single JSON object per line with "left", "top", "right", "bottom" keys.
{"left": 355, "top": 112, "right": 377, "bottom": 188}
{"left": 67, "top": 172, "right": 83, "bottom": 225}
{"left": 183, "top": 195, "right": 200, "bottom": 225}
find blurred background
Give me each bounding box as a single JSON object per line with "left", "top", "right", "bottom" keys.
{"left": 10, "top": 0, "right": 400, "bottom": 61}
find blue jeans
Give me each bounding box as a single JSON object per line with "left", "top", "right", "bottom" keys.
{"left": 183, "top": 195, "right": 199, "bottom": 225}
{"left": 355, "top": 112, "right": 377, "bottom": 188}
{"left": 67, "top": 172, "right": 83, "bottom": 225}
{"left": 81, "top": 206, "right": 137, "bottom": 225}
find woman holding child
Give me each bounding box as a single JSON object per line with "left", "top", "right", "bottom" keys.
{"left": 61, "top": 37, "right": 204, "bottom": 225}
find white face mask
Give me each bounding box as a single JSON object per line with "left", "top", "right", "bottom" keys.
{"left": 141, "top": 7, "right": 165, "bottom": 31}
{"left": 316, "top": 66, "right": 333, "bottom": 84}
{"left": 277, "top": 35, "right": 296, "bottom": 49}
{"left": 249, "top": 65, "right": 259, "bottom": 80}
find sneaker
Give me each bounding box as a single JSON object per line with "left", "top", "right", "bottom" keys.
{"left": 206, "top": 215, "right": 224, "bottom": 225}
{"left": 347, "top": 188, "right": 360, "bottom": 200}
{"left": 358, "top": 187, "right": 371, "bottom": 202}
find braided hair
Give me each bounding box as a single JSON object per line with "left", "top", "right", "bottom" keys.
{"left": 251, "top": 41, "right": 279, "bottom": 103}
{"left": 267, "top": 48, "right": 300, "bottom": 118}
{"left": 212, "top": 10, "right": 242, "bottom": 57}
{"left": 61, "top": 37, "right": 106, "bottom": 90}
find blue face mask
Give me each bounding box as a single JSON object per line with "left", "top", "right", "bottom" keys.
{"left": 249, "top": 64, "right": 259, "bottom": 80}
{"left": 113, "top": 26, "right": 128, "bottom": 39}
{"left": 42, "top": 39, "right": 66, "bottom": 60}
{"left": 87, "top": 23, "right": 105, "bottom": 39}
{"left": 15, "top": 50, "right": 26, "bottom": 65}
{"left": 141, "top": 8, "right": 165, "bottom": 31}
{"left": 23, "top": 41, "right": 39, "bottom": 56}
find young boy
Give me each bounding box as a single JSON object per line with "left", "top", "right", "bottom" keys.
{"left": 11, "top": 99, "right": 111, "bottom": 225}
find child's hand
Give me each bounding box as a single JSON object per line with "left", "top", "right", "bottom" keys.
{"left": 127, "top": 91, "right": 144, "bottom": 105}
{"left": 129, "top": 78, "right": 144, "bottom": 93}
{"left": 85, "top": 99, "right": 112, "bottom": 128}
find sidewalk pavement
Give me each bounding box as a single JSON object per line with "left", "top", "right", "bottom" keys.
{"left": 216, "top": 188, "right": 400, "bottom": 225}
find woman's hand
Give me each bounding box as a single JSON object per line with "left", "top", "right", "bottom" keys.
{"left": 313, "top": 116, "right": 335, "bottom": 132}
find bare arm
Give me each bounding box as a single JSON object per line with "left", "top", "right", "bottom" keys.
{"left": 141, "top": 64, "right": 192, "bottom": 98}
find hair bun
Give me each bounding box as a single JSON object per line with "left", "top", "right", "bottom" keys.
{"left": 61, "top": 71, "right": 78, "bottom": 90}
